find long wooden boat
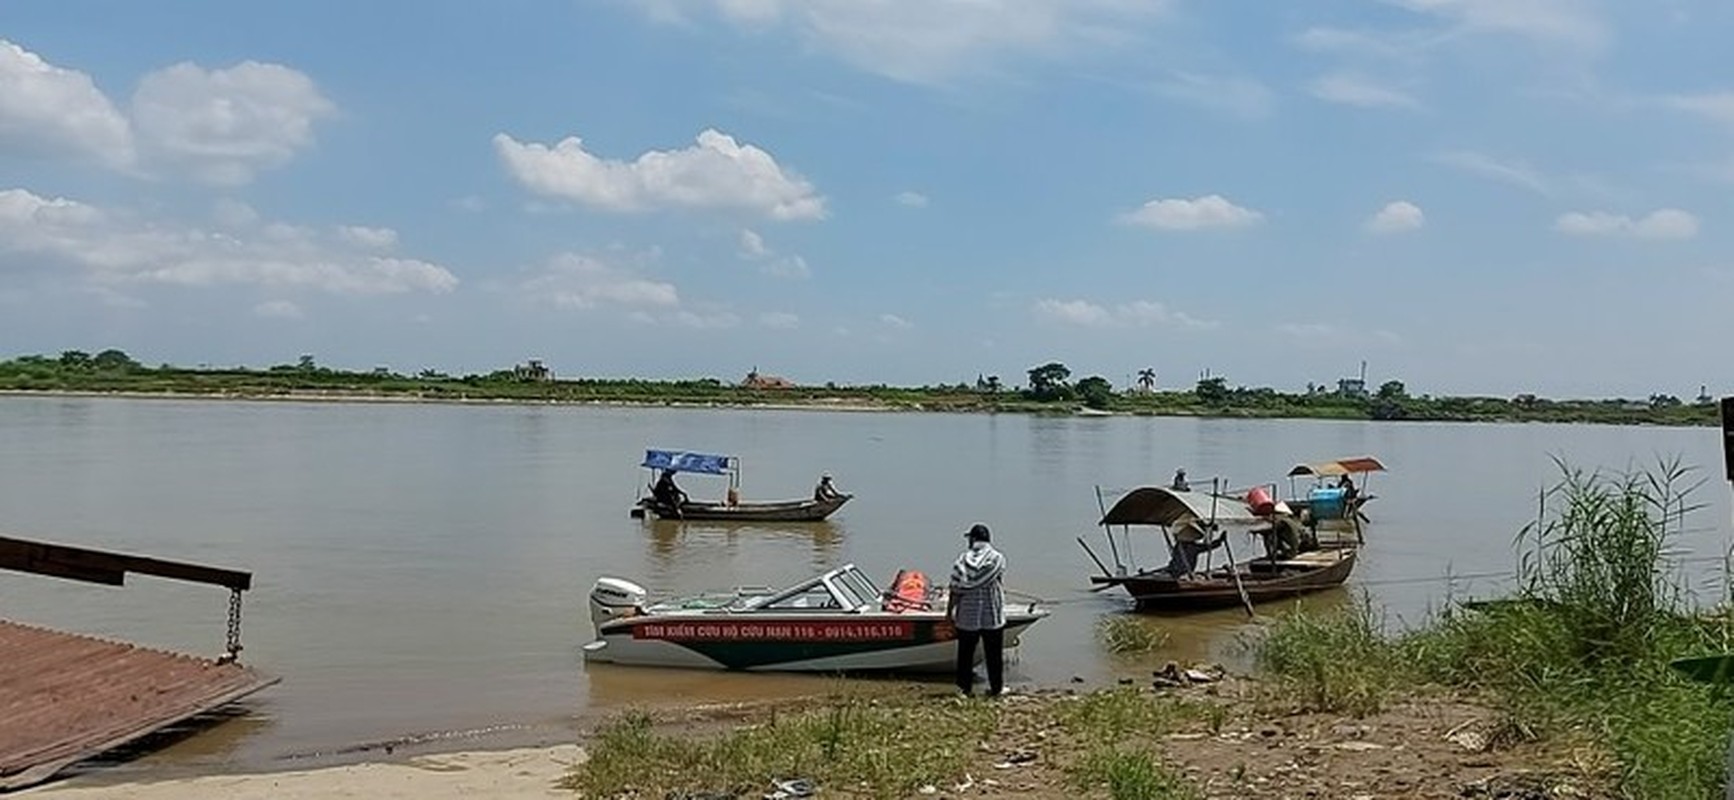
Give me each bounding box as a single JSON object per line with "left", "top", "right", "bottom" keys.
{"left": 1082, "top": 484, "right": 1358, "bottom": 612}
{"left": 1091, "top": 548, "right": 1356, "bottom": 610}
{"left": 633, "top": 493, "right": 851, "bottom": 522}
{"left": 584, "top": 564, "right": 1048, "bottom": 672}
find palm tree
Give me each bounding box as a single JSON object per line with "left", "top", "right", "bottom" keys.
{"left": 1135, "top": 368, "right": 1156, "bottom": 393}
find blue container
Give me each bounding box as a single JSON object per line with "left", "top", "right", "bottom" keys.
{"left": 1308, "top": 486, "right": 1347, "bottom": 519}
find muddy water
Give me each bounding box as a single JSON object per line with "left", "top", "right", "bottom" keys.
{"left": 0, "top": 396, "right": 1727, "bottom": 775}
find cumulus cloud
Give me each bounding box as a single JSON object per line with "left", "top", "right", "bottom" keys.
{"left": 1153, "top": 72, "right": 1274, "bottom": 118}
{"left": 339, "top": 225, "right": 398, "bottom": 249}
{"left": 1117, "top": 194, "right": 1262, "bottom": 231}
{"left": 494, "top": 128, "right": 826, "bottom": 221}
{"left": 1554, "top": 209, "right": 1698, "bottom": 240}
{"left": 894, "top": 190, "right": 929, "bottom": 208}
{"left": 644, "top": 1, "right": 1170, "bottom": 85}
{"left": 522, "top": 252, "right": 680, "bottom": 311}
{"left": 735, "top": 228, "right": 811, "bottom": 279}
{"left": 1033, "top": 298, "right": 1216, "bottom": 329}
{"left": 254, "top": 299, "right": 304, "bottom": 319}
{"left": 0, "top": 40, "right": 134, "bottom": 167}
{"left": 131, "top": 61, "right": 334, "bottom": 185}
{"left": 1365, "top": 201, "right": 1425, "bottom": 233}
{"left": 1307, "top": 73, "right": 1422, "bottom": 109}
{"left": 0, "top": 187, "right": 457, "bottom": 295}
{"left": 759, "top": 311, "right": 800, "bottom": 329}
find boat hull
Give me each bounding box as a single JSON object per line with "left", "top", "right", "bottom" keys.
{"left": 584, "top": 612, "right": 1043, "bottom": 672}
{"left": 1093, "top": 549, "right": 1357, "bottom": 611}
{"left": 634, "top": 494, "right": 852, "bottom": 522}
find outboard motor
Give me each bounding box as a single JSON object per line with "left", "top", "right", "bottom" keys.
{"left": 589, "top": 577, "right": 647, "bottom": 629}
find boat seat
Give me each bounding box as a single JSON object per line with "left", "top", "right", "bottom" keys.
{"left": 1270, "top": 551, "right": 1344, "bottom": 569}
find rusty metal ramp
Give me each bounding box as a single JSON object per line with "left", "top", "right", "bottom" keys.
{"left": 0, "top": 621, "right": 278, "bottom": 791}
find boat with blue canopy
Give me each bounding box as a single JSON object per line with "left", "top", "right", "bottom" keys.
{"left": 630, "top": 448, "right": 852, "bottom": 522}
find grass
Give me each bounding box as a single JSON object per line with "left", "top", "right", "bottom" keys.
{"left": 1097, "top": 615, "right": 1170, "bottom": 655}
{"left": 1070, "top": 749, "right": 1201, "bottom": 800}
{"left": 567, "top": 693, "right": 999, "bottom": 799}
{"left": 1251, "top": 458, "right": 1734, "bottom": 799}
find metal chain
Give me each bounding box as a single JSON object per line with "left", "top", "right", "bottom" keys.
{"left": 222, "top": 588, "right": 244, "bottom": 662}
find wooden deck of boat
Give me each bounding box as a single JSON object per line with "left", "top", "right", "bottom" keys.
{"left": 0, "top": 619, "right": 278, "bottom": 791}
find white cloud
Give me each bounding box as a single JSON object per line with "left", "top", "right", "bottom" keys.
{"left": 1033, "top": 298, "right": 1215, "bottom": 329}
{"left": 894, "top": 191, "right": 930, "bottom": 208}
{"left": 759, "top": 311, "right": 800, "bottom": 329}
{"left": 254, "top": 300, "right": 304, "bottom": 319}
{"left": 1365, "top": 201, "right": 1425, "bottom": 233}
{"left": 1292, "top": 26, "right": 1423, "bottom": 59}
{"left": 652, "top": 1, "right": 1170, "bottom": 85}
{"left": 523, "top": 252, "right": 680, "bottom": 311}
{"left": 674, "top": 309, "right": 741, "bottom": 329}
{"left": 131, "top": 61, "right": 334, "bottom": 185}
{"left": 1307, "top": 73, "right": 1421, "bottom": 109}
{"left": 738, "top": 228, "right": 769, "bottom": 258}
{"left": 0, "top": 39, "right": 134, "bottom": 167}
{"left": 494, "top": 128, "right": 826, "bottom": 221}
{"left": 1554, "top": 209, "right": 1698, "bottom": 240}
{"left": 1431, "top": 150, "right": 1549, "bottom": 194}
{"left": 1153, "top": 72, "right": 1273, "bottom": 118}
{"left": 1663, "top": 92, "right": 1734, "bottom": 127}
{"left": 338, "top": 225, "right": 398, "bottom": 249}
{"left": 1383, "top": 0, "right": 1609, "bottom": 51}
{"left": 1117, "top": 194, "right": 1262, "bottom": 231}
{"left": 1279, "top": 322, "right": 1404, "bottom": 347}
{"left": 0, "top": 187, "right": 457, "bottom": 295}
{"left": 761, "top": 255, "right": 811, "bottom": 279}
{"left": 879, "top": 313, "right": 913, "bottom": 330}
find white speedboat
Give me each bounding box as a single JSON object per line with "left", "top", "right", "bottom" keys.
{"left": 583, "top": 564, "right": 1049, "bottom": 672}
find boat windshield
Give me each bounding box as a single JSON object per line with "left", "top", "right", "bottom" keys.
{"left": 832, "top": 569, "right": 881, "bottom": 611}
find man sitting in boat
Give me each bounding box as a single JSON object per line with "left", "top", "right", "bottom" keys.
{"left": 814, "top": 472, "right": 843, "bottom": 501}
{"left": 1254, "top": 503, "right": 1308, "bottom": 561}
{"left": 651, "top": 469, "right": 688, "bottom": 510}
{"left": 1171, "top": 468, "right": 1190, "bottom": 492}
{"left": 1163, "top": 516, "right": 1222, "bottom": 579}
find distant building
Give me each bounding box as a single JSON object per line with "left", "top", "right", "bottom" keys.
{"left": 514, "top": 359, "right": 552, "bottom": 382}
{"left": 743, "top": 368, "right": 794, "bottom": 389}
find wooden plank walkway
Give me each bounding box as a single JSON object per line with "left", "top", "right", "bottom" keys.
{"left": 0, "top": 620, "right": 279, "bottom": 791}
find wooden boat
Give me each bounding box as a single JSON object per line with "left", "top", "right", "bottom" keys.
{"left": 583, "top": 564, "right": 1048, "bottom": 672}
{"left": 1080, "top": 483, "right": 1358, "bottom": 612}
{"left": 629, "top": 448, "right": 852, "bottom": 522}
{"left": 634, "top": 494, "right": 851, "bottom": 522}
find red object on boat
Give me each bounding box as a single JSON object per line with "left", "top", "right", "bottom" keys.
{"left": 1246, "top": 486, "right": 1276, "bottom": 516}
{"left": 884, "top": 569, "right": 929, "bottom": 612}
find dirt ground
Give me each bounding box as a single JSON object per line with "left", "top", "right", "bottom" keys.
{"left": 656, "top": 675, "right": 1612, "bottom": 800}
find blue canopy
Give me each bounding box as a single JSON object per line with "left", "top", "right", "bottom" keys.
{"left": 642, "top": 449, "right": 735, "bottom": 476}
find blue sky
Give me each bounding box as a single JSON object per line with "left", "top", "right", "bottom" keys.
{"left": 1, "top": 1, "right": 1730, "bottom": 397}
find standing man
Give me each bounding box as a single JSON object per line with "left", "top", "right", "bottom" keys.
{"left": 948, "top": 523, "right": 1007, "bottom": 697}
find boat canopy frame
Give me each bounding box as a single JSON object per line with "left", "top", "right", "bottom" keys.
{"left": 642, "top": 448, "right": 742, "bottom": 491}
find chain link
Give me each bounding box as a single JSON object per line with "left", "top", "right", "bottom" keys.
{"left": 223, "top": 588, "right": 244, "bottom": 662}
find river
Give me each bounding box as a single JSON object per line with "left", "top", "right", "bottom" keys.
{"left": 0, "top": 396, "right": 1727, "bottom": 776}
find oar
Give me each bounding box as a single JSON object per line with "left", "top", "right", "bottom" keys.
{"left": 1210, "top": 478, "right": 1256, "bottom": 619}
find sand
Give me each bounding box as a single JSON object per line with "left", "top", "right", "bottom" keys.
{"left": 23, "top": 745, "right": 583, "bottom": 800}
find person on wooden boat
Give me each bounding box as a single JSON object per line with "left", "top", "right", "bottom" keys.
{"left": 1163, "top": 516, "right": 1223, "bottom": 579}
{"left": 948, "top": 523, "right": 1007, "bottom": 698}
{"left": 1254, "top": 503, "right": 1305, "bottom": 561}
{"left": 814, "top": 472, "right": 843, "bottom": 501}
{"left": 1171, "top": 468, "right": 1190, "bottom": 492}
{"left": 651, "top": 469, "right": 688, "bottom": 510}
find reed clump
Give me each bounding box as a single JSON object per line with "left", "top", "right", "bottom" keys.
{"left": 1254, "top": 458, "right": 1734, "bottom": 799}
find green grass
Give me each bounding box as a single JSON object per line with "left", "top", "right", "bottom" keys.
{"left": 1251, "top": 459, "right": 1734, "bottom": 799}
{"left": 1070, "top": 749, "right": 1201, "bottom": 800}
{"left": 567, "top": 694, "right": 998, "bottom": 800}
{"left": 1097, "top": 616, "right": 1170, "bottom": 655}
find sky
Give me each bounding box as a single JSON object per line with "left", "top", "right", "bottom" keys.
{"left": 1, "top": 1, "right": 1730, "bottom": 398}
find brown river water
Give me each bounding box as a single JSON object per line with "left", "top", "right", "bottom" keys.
{"left": 0, "top": 396, "right": 1728, "bottom": 777}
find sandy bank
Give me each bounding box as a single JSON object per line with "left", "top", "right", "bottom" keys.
{"left": 23, "top": 745, "right": 582, "bottom": 800}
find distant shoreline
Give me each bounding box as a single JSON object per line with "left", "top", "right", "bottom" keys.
{"left": 0, "top": 387, "right": 1716, "bottom": 427}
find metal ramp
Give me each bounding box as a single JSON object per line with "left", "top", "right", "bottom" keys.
{"left": 0, "top": 535, "right": 277, "bottom": 791}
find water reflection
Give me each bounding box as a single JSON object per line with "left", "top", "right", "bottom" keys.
{"left": 641, "top": 519, "right": 845, "bottom": 582}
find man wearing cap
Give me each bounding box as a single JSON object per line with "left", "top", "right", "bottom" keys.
{"left": 813, "top": 472, "right": 843, "bottom": 501}
{"left": 947, "top": 523, "right": 1007, "bottom": 697}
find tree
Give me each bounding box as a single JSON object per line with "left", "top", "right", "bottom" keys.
{"left": 92, "top": 348, "right": 139, "bottom": 372}
{"left": 58, "top": 350, "right": 92, "bottom": 370}
{"left": 1194, "top": 376, "right": 1229, "bottom": 405}
{"left": 1026, "top": 362, "right": 1072, "bottom": 401}
{"left": 297, "top": 354, "right": 317, "bottom": 371}
{"left": 1076, "top": 376, "right": 1114, "bottom": 409}
{"left": 1135, "top": 368, "right": 1156, "bottom": 393}
{"left": 1377, "top": 380, "right": 1407, "bottom": 401}
{"left": 984, "top": 375, "right": 1002, "bottom": 394}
